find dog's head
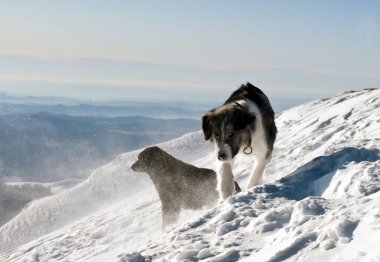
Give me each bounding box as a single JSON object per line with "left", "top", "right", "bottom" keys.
{"left": 202, "top": 104, "right": 256, "bottom": 161}
{"left": 131, "top": 146, "right": 162, "bottom": 172}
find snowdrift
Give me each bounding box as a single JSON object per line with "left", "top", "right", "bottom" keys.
{"left": 0, "top": 88, "right": 379, "bottom": 261}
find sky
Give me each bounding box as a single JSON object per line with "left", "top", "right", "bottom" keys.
{"left": 0, "top": 0, "right": 379, "bottom": 110}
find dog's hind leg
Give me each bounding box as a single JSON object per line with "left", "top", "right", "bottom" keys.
{"left": 247, "top": 156, "right": 268, "bottom": 188}
{"left": 217, "top": 161, "right": 236, "bottom": 200}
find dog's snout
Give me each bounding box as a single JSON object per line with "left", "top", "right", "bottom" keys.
{"left": 131, "top": 161, "right": 139, "bottom": 171}
{"left": 218, "top": 152, "right": 228, "bottom": 161}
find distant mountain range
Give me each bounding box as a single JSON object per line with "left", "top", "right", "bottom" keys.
{"left": 0, "top": 93, "right": 210, "bottom": 118}
{"left": 0, "top": 113, "right": 200, "bottom": 182}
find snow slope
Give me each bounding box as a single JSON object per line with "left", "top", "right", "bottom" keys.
{"left": 0, "top": 179, "right": 83, "bottom": 227}
{"left": 0, "top": 131, "right": 211, "bottom": 253}
{"left": 0, "top": 183, "right": 51, "bottom": 227}
{"left": 0, "top": 88, "right": 379, "bottom": 261}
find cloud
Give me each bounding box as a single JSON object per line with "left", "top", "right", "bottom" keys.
{"left": 1, "top": 48, "right": 379, "bottom": 85}
{"left": 0, "top": 49, "right": 351, "bottom": 76}
{"left": 0, "top": 74, "right": 220, "bottom": 89}
{"left": 0, "top": 49, "right": 238, "bottom": 71}
{"left": 0, "top": 49, "right": 154, "bottom": 65}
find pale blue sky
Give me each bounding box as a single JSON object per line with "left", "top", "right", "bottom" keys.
{"left": 0, "top": 0, "right": 379, "bottom": 109}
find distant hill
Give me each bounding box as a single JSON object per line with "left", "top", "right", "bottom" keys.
{"left": 0, "top": 93, "right": 209, "bottom": 118}
{"left": 0, "top": 113, "right": 200, "bottom": 182}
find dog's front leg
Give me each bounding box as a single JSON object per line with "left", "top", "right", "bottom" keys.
{"left": 247, "top": 156, "right": 268, "bottom": 188}
{"left": 217, "top": 161, "right": 235, "bottom": 200}
{"left": 161, "top": 201, "right": 180, "bottom": 230}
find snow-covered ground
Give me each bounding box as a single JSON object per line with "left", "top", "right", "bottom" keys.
{"left": 0, "top": 88, "right": 379, "bottom": 261}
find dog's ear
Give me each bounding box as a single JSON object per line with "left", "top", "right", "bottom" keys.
{"left": 233, "top": 109, "right": 256, "bottom": 131}
{"left": 202, "top": 112, "right": 214, "bottom": 141}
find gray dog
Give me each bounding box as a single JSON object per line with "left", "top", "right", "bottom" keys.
{"left": 131, "top": 146, "right": 241, "bottom": 228}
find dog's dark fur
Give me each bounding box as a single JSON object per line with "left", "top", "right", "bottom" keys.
{"left": 202, "top": 83, "right": 277, "bottom": 200}
{"left": 131, "top": 146, "right": 241, "bottom": 228}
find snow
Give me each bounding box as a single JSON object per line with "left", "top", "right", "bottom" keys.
{"left": 0, "top": 131, "right": 211, "bottom": 255}
{"left": 5, "top": 179, "right": 83, "bottom": 195}
{"left": 0, "top": 88, "right": 379, "bottom": 261}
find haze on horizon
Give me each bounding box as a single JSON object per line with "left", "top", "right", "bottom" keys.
{"left": 0, "top": 0, "right": 379, "bottom": 111}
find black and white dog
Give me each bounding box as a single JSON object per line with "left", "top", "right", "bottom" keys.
{"left": 202, "top": 82, "right": 277, "bottom": 200}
